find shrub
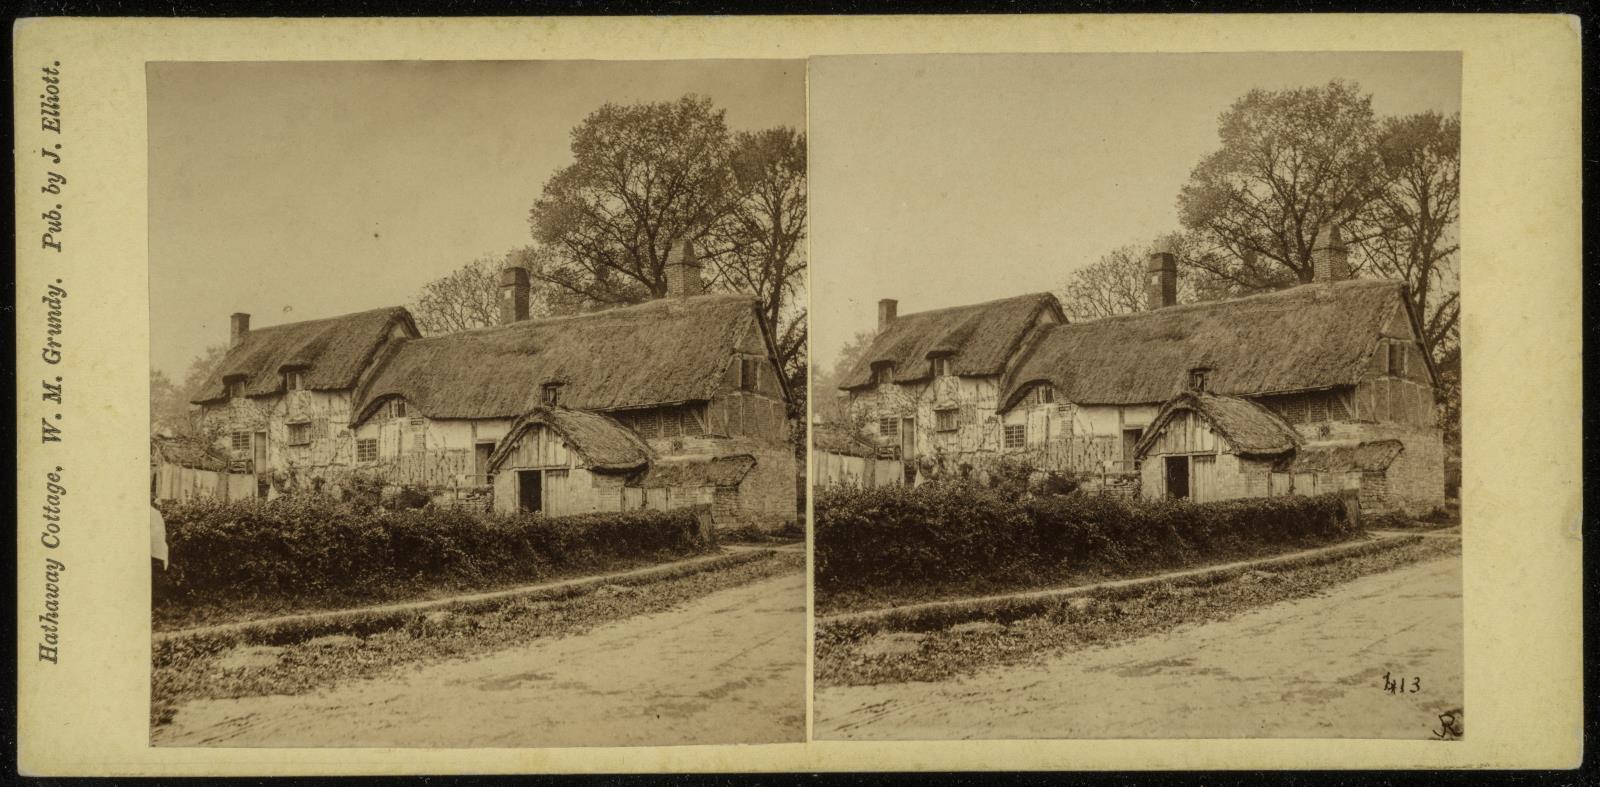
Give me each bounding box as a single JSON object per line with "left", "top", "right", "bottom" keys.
{"left": 815, "top": 484, "right": 1361, "bottom": 600}
{"left": 155, "top": 496, "right": 710, "bottom": 621}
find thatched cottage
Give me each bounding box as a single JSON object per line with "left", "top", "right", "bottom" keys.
{"left": 192, "top": 242, "right": 797, "bottom": 530}
{"left": 840, "top": 227, "right": 1445, "bottom": 514}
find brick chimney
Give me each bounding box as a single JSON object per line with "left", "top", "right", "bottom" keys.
{"left": 229, "top": 312, "right": 251, "bottom": 347}
{"left": 1312, "top": 222, "right": 1351, "bottom": 282}
{"left": 665, "top": 238, "right": 704, "bottom": 299}
{"left": 877, "top": 299, "right": 898, "bottom": 333}
{"left": 499, "top": 266, "right": 530, "bottom": 324}
{"left": 1146, "top": 251, "right": 1177, "bottom": 310}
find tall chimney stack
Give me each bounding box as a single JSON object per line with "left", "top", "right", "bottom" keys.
{"left": 1146, "top": 251, "right": 1177, "bottom": 310}
{"left": 230, "top": 312, "right": 251, "bottom": 347}
{"left": 499, "top": 266, "right": 530, "bottom": 324}
{"left": 877, "top": 299, "right": 899, "bottom": 333}
{"left": 1312, "top": 222, "right": 1351, "bottom": 282}
{"left": 664, "top": 238, "right": 704, "bottom": 299}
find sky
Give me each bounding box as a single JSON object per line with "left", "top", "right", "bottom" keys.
{"left": 148, "top": 59, "right": 805, "bottom": 379}
{"left": 808, "top": 52, "right": 1461, "bottom": 372}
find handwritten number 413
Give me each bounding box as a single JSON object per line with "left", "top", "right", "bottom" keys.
{"left": 1383, "top": 672, "right": 1421, "bottom": 694}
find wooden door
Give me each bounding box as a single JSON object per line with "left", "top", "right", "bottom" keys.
{"left": 252, "top": 431, "right": 267, "bottom": 472}
{"left": 1191, "top": 454, "right": 1217, "bottom": 502}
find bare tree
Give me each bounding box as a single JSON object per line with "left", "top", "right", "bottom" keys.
{"left": 705, "top": 127, "right": 809, "bottom": 403}
{"left": 411, "top": 253, "right": 537, "bottom": 335}
{"left": 150, "top": 344, "right": 228, "bottom": 440}
{"left": 1059, "top": 235, "right": 1202, "bottom": 320}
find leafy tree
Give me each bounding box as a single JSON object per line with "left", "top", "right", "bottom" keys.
{"left": 528, "top": 95, "right": 735, "bottom": 309}
{"left": 1178, "top": 80, "right": 1386, "bottom": 289}
{"left": 151, "top": 344, "right": 228, "bottom": 440}
{"left": 812, "top": 330, "right": 875, "bottom": 429}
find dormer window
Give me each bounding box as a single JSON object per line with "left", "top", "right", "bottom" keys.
{"left": 224, "top": 376, "right": 246, "bottom": 400}
{"left": 738, "top": 358, "right": 761, "bottom": 392}
{"left": 542, "top": 382, "right": 563, "bottom": 407}
{"left": 931, "top": 354, "right": 954, "bottom": 378}
{"left": 283, "top": 368, "right": 306, "bottom": 391}
{"left": 871, "top": 362, "right": 895, "bottom": 386}
{"left": 1387, "top": 342, "right": 1407, "bottom": 376}
{"left": 389, "top": 399, "right": 407, "bottom": 418}
{"left": 1033, "top": 384, "right": 1055, "bottom": 405}
{"left": 1188, "top": 367, "right": 1212, "bottom": 393}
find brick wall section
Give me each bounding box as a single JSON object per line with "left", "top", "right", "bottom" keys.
{"left": 1298, "top": 420, "right": 1445, "bottom": 515}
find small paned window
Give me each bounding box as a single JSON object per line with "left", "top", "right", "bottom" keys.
{"left": 932, "top": 356, "right": 953, "bottom": 377}
{"left": 230, "top": 431, "right": 250, "bottom": 451}
{"left": 1034, "top": 384, "right": 1055, "bottom": 405}
{"left": 1003, "top": 424, "right": 1026, "bottom": 450}
{"left": 284, "top": 370, "right": 306, "bottom": 391}
{"left": 287, "top": 422, "right": 311, "bottom": 446}
{"left": 871, "top": 363, "right": 895, "bottom": 386}
{"left": 542, "top": 383, "right": 562, "bottom": 406}
{"left": 740, "top": 358, "right": 762, "bottom": 391}
{"left": 226, "top": 378, "right": 245, "bottom": 399}
{"left": 935, "top": 409, "right": 958, "bottom": 432}
{"left": 390, "top": 399, "right": 407, "bottom": 418}
{"left": 356, "top": 438, "right": 378, "bottom": 463}
{"left": 1387, "top": 342, "right": 1407, "bottom": 376}
{"left": 879, "top": 417, "right": 899, "bottom": 438}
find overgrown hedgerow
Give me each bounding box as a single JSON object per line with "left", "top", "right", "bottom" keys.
{"left": 814, "top": 482, "right": 1360, "bottom": 609}
{"left": 155, "top": 496, "right": 711, "bottom": 628}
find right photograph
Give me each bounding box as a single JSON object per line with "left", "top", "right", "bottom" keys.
{"left": 808, "top": 52, "right": 1463, "bottom": 741}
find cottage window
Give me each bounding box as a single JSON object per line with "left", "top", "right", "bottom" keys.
{"left": 390, "top": 399, "right": 407, "bottom": 418}
{"left": 230, "top": 431, "right": 250, "bottom": 452}
{"left": 225, "top": 378, "right": 245, "bottom": 399}
{"left": 636, "top": 409, "right": 661, "bottom": 439}
{"left": 356, "top": 438, "right": 378, "bottom": 463}
{"left": 1387, "top": 342, "right": 1407, "bottom": 376}
{"left": 542, "top": 383, "right": 562, "bottom": 407}
{"left": 931, "top": 356, "right": 953, "bottom": 378}
{"left": 287, "top": 422, "right": 311, "bottom": 446}
{"left": 1003, "top": 424, "right": 1026, "bottom": 450}
{"left": 878, "top": 417, "right": 899, "bottom": 438}
{"left": 871, "top": 362, "right": 895, "bottom": 386}
{"left": 1034, "top": 384, "right": 1055, "bottom": 405}
{"left": 283, "top": 369, "right": 306, "bottom": 391}
{"left": 935, "top": 408, "right": 958, "bottom": 432}
{"left": 739, "top": 357, "right": 762, "bottom": 391}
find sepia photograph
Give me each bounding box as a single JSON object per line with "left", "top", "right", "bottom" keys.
{"left": 145, "top": 59, "right": 808, "bottom": 747}
{"left": 809, "top": 52, "right": 1463, "bottom": 740}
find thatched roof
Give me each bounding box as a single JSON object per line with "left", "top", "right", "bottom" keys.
{"left": 1283, "top": 439, "right": 1405, "bottom": 473}
{"left": 630, "top": 454, "right": 756, "bottom": 489}
{"left": 1135, "top": 392, "right": 1300, "bottom": 458}
{"left": 487, "top": 406, "right": 652, "bottom": 473}
{"left": 1001, "top": 280, "right": 1422, "bottom": 409}
{"left": 812, "top": 422, "right": 875, "bottom": 458}
{"left": 839, "top": 293, "right": 1062, "bottom": 390}
{"left": 192, "top": 307, "right": 415, "bottom": 404}
{"left": 150, "top": 434, "right": 229, "bottom": 471}
{"left": 353, "top": 294, "right": 774, "bottom": 424}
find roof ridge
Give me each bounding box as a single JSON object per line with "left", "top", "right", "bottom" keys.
{"left": 240, "top": 304, "right": 407, "bottom": 335}
{"left": 888, "top": 291, "right": 1053, "bottom": 322}
{"left": 414, "top": 292, "right": 756, "bottom": 341}
{"left": 1057, "top": 278, "right": 1400, "bottom": 329}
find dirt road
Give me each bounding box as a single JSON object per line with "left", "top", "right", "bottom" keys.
{"left": 157, "top": 568, "right": 806, "bottom": 747}
{"left": 817, "top": 553, "right": 1462, "bottom": 740}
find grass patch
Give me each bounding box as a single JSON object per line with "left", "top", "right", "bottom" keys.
{"left": 152, "top": 550, "right": 802, "bottom": 730}
{"left": 815, "top": 535, "right": 1458, "bottom": 688}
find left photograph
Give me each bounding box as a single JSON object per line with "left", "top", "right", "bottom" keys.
{"left": 146, "top": 60, "right": 808, "bottom": 747}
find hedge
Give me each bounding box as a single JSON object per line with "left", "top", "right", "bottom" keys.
{"left": 155, "top": 496, "right": 711, "bottom": 621}
{"left": 814, "top": 482, "right": 1360, "bottom": 599}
